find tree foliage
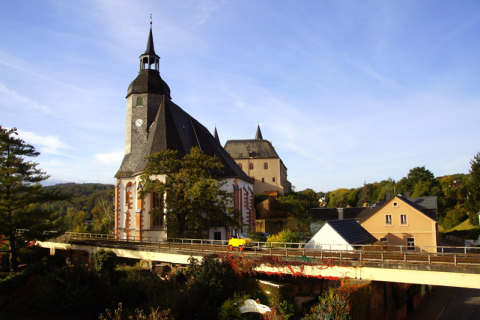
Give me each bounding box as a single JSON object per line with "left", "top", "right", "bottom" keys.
{"left": 466, "top": 152, "right": 480, "bottom": 225}
{"left": 328, "top": 188, "right": 351, "bottom": 208}
{"left": 94, "top": 249, "right": 117, "bottom": 275}
{"left": 0, "top": 126, "right": 70, "bottom": 271}
{"left": 139, "top": 147, "right": 238, "bottom": 238}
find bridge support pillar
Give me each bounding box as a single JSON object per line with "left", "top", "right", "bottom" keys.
{"left": 370, "top": 281, "right": 396, "bottom": 320}
{"left": 49, "top": 248, "right": 55, "bottom": 256}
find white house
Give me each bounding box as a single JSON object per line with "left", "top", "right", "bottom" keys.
{"left": 305, "top": 219, "right": 377, "bottom": 251}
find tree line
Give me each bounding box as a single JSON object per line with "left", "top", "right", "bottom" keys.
{"left": 320, "top": 154, "right": 480, "bottom": 230}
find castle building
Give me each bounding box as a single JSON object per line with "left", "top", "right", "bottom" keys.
{"left": 224, "top": 125, "right": 291, "bottom": 196}
{"left": 114, "top": 25, "right": 254, "bottom": 241}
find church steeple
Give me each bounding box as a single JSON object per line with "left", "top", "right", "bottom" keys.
{"left": 213, "top": 126, "right": 220, "bottom": 144}
{"left": 127, "top": 22, "right": 171, "bottom": 99}
{"left": 139, "top": 21, "right": 160, "bottom": 71}
{"left": 255, "top": 124, "right": 263, "bottom": 140}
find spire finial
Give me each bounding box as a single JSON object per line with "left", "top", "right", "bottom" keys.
{"left": 150, "top": 14, "right": 152, "bottom": 28}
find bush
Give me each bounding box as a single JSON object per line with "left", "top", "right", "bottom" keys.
{"left": 94, "top": 249, "right": 117, "bottom": 275}
{"left": 306, "top": 283, "right": 371, "bottom": 320}
{"left": 443, "top": 205, "right": 468, "bottom": 230}
{"left": 279, "top": 300, "right": 297, "bottom": 320}
{"left": 267, "top": 229, "right": 300, "bottom": 248}
{"left": 0, "top": 254, "right": 64, "bottom": 295}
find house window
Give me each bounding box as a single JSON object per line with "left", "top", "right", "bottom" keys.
{"left": 407, "top": 238, "right": 415, "bottom": 250}
{"left": 400, "top": 214, "right": 407, "bottom": 225}
{"left": 214, "top": 232, "right": 221, "bottom": 241}
{"left": 264, "top": 162, "right": 268, "bottom": 170}
{"left": 261, "top": 178, "right": 265, "bottom": 183}
{"left": 393, "top": 202, "right": 398, "bottom": 207}
{"left": 136, "top": 96, "right": 143, "bottom": 106}
{"left": 380, "top": 237, "right": 388, "bottom": 244}
{"left": 272, "top": 177, "right": 276, "bottom": 182}
{"left": 238, "top": 163, "right": 242, "bottom": 169}
{"left": 385, "top": 215, "right": 392, "bottom": 225}
{"left": 249, "top": 163, "right": 254, "bottom": 170}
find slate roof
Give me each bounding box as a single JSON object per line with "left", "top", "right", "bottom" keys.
{"left": 326, "top": 219, "right": 378, "bottom": 245}
{"left": 224, "top": 140, "right": 280, "bottom": 159}
{"left": 127, "top": 69, "right": 171, "bottom": 99}
{"left": 255, "top": 124, "right": 263, "bottom": 140}
{"left": 116, "top": 96, "right": 251, "bottom": 182}
{"left": 143, "top": 27, "right": 158, "bottom": 56}
{"left": 310, "top": 207, "right": 380, "bottom": 222}
{"left": 213, "top": 127, "right": 220, "bottom": 144}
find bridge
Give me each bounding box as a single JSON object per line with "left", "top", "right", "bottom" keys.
{"left": 37, "top": 232, "right": 480, "bottom": 289}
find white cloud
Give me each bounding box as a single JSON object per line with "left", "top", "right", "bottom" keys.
{"left": 95, "top": 149, "right": 124, "bottom": 165}
{"left": 17, "top": 130, "right": 71, "bottom": 155}
{"left": 0, "top": 83, "right": 54, "bottom": 115}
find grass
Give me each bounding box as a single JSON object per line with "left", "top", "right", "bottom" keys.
{"left": 442, "top": 219, "right": 480, "bottom": 239}
{"left": 449, "top": 219, "right": 478, "bottom": 231}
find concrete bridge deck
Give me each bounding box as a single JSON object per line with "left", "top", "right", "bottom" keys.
{"left": 36, "top": 233, "right": 480, "bottom": 289}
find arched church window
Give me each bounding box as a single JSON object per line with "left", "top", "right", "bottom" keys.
{"left": 151, "top": 191, "right": 164, "bottom": 226}
{"left": 136, "top": 96, "right": 143, "bottom": 107}
{"left": 264, "top": 162, "right": 268, "bottom": 170}
{"left": 126, "top": 182, "right": 133, "bottom": 209}
{"left": 249, "top": 163, "right": 254, "bottom": 170}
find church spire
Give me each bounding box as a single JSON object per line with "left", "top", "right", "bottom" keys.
{"left": 139, "top": 17, "right": 160, "bottom": 72}
{"left": 213, "top": 126, "right": 220, "bottom": 144}
{"left": 144, "top": 24, "right": 156, "bottom": 55}
{"left": 255, "top": 124, "right": 263, "bottom": 140}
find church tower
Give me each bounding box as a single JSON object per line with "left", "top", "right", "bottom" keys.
{"left": 114, "top": 23, "right": 255, "bottom": 242}
{"left": 119, "top": 22, "right": 171, "bottom": 177}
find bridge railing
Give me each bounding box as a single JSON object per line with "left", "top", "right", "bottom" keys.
{"left": 56, "top": 232, "right": 480, "bottom": 256}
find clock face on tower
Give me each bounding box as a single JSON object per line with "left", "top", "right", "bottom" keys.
{"left": 135, "top": 119, "right": 144, "bottom": 127}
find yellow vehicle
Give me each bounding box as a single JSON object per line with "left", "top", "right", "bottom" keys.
{"left": 228, "top": 233, "right": 254, "bottom": 251}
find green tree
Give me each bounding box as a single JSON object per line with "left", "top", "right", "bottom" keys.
{"left": 357, "top": 183, "right": 373, "bottom": 206}
{"left": 91, "top": 197, "right": 114, "bottom": 234}
{"left": 182, "top": 256, "right": 238, "bottom": 320}
{"left": 404, "top": 166, "right": 435, "bottom": 193}
{"left": 93, "top": 249, "right": 117, "bottom": 275}
{"left": 139, "top": 147, "right": 238, "bottom": 238}
{"left": 328, "top": 188, "right": 351, "bottom": 208}
{"left": 466, "top": 152, "right": 480, "bottom": 225}
{"left": 0, "top": 126, "right": 70, "bottom": 271}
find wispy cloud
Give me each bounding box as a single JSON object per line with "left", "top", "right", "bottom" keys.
{"left": 196, "top": 0, "right": 224, "bottom": 25}
{"left": 0, "top": 60, "right": 99, "bottom": 96}
{"left": 0, "top": 83, "right": 54, "bottom": 115}
{"left": 17, "top": 130, "right": 72, "bottom": 155}
{"left": 95, "top": 149, "right": 124, "bottom": 165}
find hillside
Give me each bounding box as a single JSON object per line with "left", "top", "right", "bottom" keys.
{"left": 41, "top": 183, "right": 115, "bottom": 233}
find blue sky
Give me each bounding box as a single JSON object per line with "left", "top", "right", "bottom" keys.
{"left": 1, "top": 0, "right": 479, "bottom": 192}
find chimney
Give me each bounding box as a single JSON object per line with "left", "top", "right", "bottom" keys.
{"left": 386, "top": 191, "right": 391, "bottom": 200}
{"left": 338, "top": 208, "right": 344, "bottom": 220}
{"left": 405, "top": 191, "right": 410, "bottom": 199}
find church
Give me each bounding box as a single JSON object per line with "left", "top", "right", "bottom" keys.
{"left": 114, "top": 25, "right": 255, "bottom": 241}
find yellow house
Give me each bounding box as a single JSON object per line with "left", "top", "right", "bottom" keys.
{"left": 360, "top": 195, "right": 438, "bottom": 252}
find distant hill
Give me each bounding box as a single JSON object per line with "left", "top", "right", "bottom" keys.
{"left": 42, "top": 183, "right": 115, "bottom": 217}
